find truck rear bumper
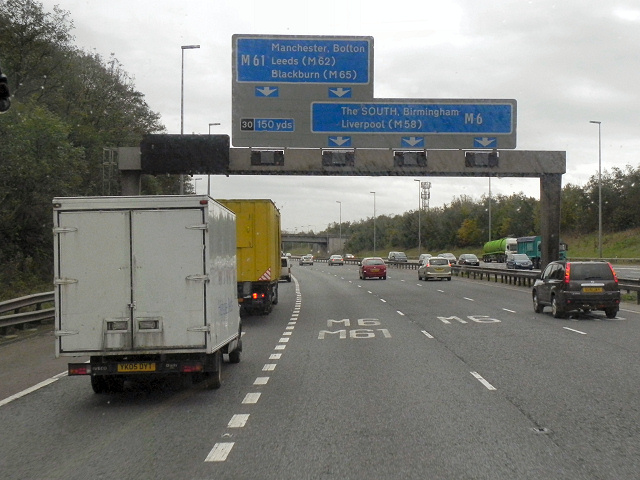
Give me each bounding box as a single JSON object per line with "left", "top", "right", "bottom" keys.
{"left": 69, "top": 352, "right": 221, "bottom": 376}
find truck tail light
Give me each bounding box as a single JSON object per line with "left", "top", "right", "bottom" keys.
{"left": 69, "top": 364, "right": 91, "bottom": 375}
{"left": 564, "top": 262, "right": 571, "bottom": 284}
{"left": 252, "top": 293, "right": 265, "bottom": 300}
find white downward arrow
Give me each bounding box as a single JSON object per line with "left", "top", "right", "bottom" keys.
{"left": 256, "top": 87, "right": 277, "bottom": 96}
{"left": 331, "top": 137, "right": 350, "bottom": 146}
{"left": 329, "top": 87, "right": 351, "bottom": 97}
{"left": 476, "top": 137, "right": 496, "bottom": 147}
{"left": 404, "top": 137, "right": 423, "bottom": 147}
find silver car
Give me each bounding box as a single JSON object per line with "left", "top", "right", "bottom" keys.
{"left": 418, "top": 257, "right": 452, "bottom": 281}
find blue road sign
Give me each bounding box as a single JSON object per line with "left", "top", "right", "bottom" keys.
{"left": 311, "top": 101, "right": 515, "bottom": 134}
{"left": 236, "top": 36, "right": 371, "bottom": 84}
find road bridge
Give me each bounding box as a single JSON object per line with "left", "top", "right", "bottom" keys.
{"left": 281, "top": 233, "right": 346, "bottom": 255}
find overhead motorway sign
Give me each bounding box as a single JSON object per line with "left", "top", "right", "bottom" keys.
{"left": 311, "top": 99, "right": 517, "bottom": 149}
{"left": 232, "top": 34, "right": 374, "bottom": 148}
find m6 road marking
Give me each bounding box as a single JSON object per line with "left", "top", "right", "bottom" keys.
{"left": 438, "top": 315, "right": 502, "bottom": 325}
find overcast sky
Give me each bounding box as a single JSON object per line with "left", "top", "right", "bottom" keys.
{"left": 39, "top": 0, "right": 640, "bottom": 232}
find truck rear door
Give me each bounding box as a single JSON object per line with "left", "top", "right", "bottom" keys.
{"left": 131, "top": 209, "right": 207, "bottom": 350}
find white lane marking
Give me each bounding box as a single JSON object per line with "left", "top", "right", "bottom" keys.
{"left": 437, "top": 289, "right": 445, "bottom": 293}
{"left": 285, "top": 326, "right": 294, "bottom": 330}
{"left": 262, "top": 364, "right": 276, "bottom": 371}
{"left": 397, "top": 311, "right": 405, "bottom": 316}
{"left": 367, "top": 291, "right": 373, "bottom": 294}
{"left": 274, "top": 345, "right": 286, "bottom": 350}
{"left": 563, "top": 327, "right": 587, "bottom": 335}
{"left": 421, "top": 330, "right": 434, "bottom": 339}
{"left": 503, "top": 308, "right": 516, "bottom": 313}
{"left": 380, "top": 299, "right": 386, "bottom": 303}
{"left": 471, "top": 371, "right": 497, "bottom": 391}
{"left": 228, "top": 414, "right": 250, "bottom": 428}
{"left": 283, "top": 331, "right": 292, "bottom": 336}
{"left": 279, "top": 337, "right": 290, "bottom": 343}
{"left": 242, "top": 392, "right": 261, "bottom": 404}
{"left": 464, "top": 297, "right": 474, "bottom": 302}
{"left": 269, "top": 353, "right": 281, "bottom": 360}
{"left": 254, "top": 377, "right": 269, "bottom": 385}
{"left": 205, "top": 442, "right": 234, "bottom": 462}
{"left": 0, "top": 375, "right": 62, "bottom": 408}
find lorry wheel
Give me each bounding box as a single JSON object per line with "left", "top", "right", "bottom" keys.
{"left": 204, "top": 351, "right": 222, "bottom": 389}
{"left": 105, "top": 375, "right": 125, "bottom": 393}
{"left": 91, "top": 375, "right": 107, "bottom": 394}
{"left": 272, "top": 284, "right": 279, "bottom": 305}
{"left": 229, "top": 345, "right": 241, "bottom": 364}
{"left": 605, "top": 307, "right": 618, "bottom": 319}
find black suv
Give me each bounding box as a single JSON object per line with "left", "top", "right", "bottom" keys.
{"left": 532, "top": 261, "right": 620, "bottom": 318}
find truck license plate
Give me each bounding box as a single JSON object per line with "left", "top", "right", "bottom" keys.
{"left": 117, "top": 362, "right": 156, "bottom": 373}
{"left": 582, "top": 287, "right": 603, "bottom": 293}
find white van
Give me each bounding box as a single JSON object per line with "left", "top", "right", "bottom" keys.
{"left": 280, "top": 256, "right": 292, "bottom": 282}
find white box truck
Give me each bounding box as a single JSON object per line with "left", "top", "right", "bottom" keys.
{"left": 53, "top": 196, "right": 242, "bottom": 393}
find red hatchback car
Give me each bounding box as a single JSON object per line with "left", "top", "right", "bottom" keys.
{"left": 359, "top": 257, "right": 387, "bottom": 280}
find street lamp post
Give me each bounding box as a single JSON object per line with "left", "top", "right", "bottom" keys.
{"left": 180, "top": 44, "right": 200, "bottom": 195}
{"left": 414, "top": 179, "right": 421, "bottom": 255}
{"left": 590, "top": 120, "right": 602, "bottom": 258}
{"left": 336, "top": 201, "right": 342, "bottom": 254}
{"left": 370, "top": 191, "right": 376, "bottom": 255}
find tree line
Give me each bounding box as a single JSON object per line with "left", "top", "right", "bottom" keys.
{"left": 320, "top": 164, "right": 640, "bottom": 255}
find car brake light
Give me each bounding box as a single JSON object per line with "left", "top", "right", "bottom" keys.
{"left": 564, "top": 262, "right": 571, "bottom": 283}
{"left": 609, "top": 263, "right": 619, "bottom": 283}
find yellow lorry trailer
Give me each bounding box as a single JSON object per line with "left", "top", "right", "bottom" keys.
{"left": 218, "top": 199, "right": 281, "bottom": 315}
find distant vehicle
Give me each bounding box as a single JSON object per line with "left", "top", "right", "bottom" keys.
{"left": 532, "top": 261, "right": 620, "bottom": 319}
{"left": 517, "top": 235, "right": 568, "bottom": 269}
{"left": 345, "top": 253, "right": 355, "bottom": 259}
{"left": 388, "top": 251, "right": 408, "bottom": 262}
{"left": 506, "top": 253, "right": 533, "bottom": 270}
{"left": 418, "top": 257, "right": 452, "bottom": 281}
{"left": 299, "top": 254, "right": 314, "bottom": 266}
{"left": 437, "top": 253, "right": 457, "bottom": 265}
{"left": 482, "top": 237, "right": 517, "bottom": 263}
{"left": 457, "top": 253, "right": 480, "bottom": 266}
{"left": 359, "top": 257, "right": 387, "bottom": 280}
{"left": 418, "top": 253, "right": 432, "bottom": 264}
{"left": 328, "top": 254, "right": 344, "bottom": 266}
{"left": 285, "top": 252, "right": 292, "bottom": 257}
{"left": 280, "top": 256, "right": 292, "bottom": 282}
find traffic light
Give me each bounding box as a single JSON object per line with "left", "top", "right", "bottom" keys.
{"left": 0, "top": 67, "right": 10, "bottom": 114}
